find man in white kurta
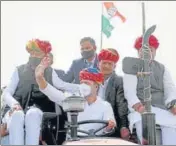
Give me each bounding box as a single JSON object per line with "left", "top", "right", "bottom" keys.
{"left": 35, "top": 61, "right": 116, "bottom": 137}
{"left": 123, "top": 35, "right": 176, "bottom": 145}
{"left": 1, "top": 39, "right": 91, "bottom": 145}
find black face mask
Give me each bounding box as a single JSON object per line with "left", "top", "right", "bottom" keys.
{"left": 81, "top": 49, "right": 95, "bottom": 60}
{"left": 28, "top": 57, "right": 42, "bottom": 68}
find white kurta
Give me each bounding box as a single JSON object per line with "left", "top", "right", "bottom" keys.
{"left": 98, "top": 77, "right": 110, "bottom": 100}
{"left": 40, "top": 83, "right": 116, "bottom": 135}
{"left": 1, "top": 67, "right": 90, "bottom": 145}
{"left": 2, "top": 67, "right": 90, "bottom": 108}
{"left": 123, "top": 67, "right": 176, "bottom": 144}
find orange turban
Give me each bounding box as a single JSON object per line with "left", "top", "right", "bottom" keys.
{"left": 26, "top": 39, "right": 52, "bottom": 54}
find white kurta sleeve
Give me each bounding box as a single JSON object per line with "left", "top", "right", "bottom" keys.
{"left": 163, "top": 67, "right": 176, "bottom": 105}
{"left": 52, "top": 69, "right": 80, "bottom": 93}
{"left": 2, "top": 68, "right": 19, "bottom": 108}
{"left": 123, "top": 73, "right": 140, "bottom": 108}
{"left": 52, "top": 69, "right": 91, "bottom": 96}
{"left": 39, "top": 83, "right": 66, "bottom": 106}
{"left": 102, "top": 102, "right": 116, "bottom": 126}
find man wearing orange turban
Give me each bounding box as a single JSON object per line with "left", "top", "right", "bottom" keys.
{"left": 1, "top": 39, "right": 91, "bottom": 145}
{"left": 35, "top": 66, "right": 116, "bottom": 137}
{"left": 123, "top": 35, "right": 176, "bottom": 145}
{"left": 97, "top": 48, "right": 130, "bottom": 140}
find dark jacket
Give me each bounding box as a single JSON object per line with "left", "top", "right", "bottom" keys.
{"left": 57, "top": 55, "right": 99, "bottom": 84}
{"left": 104, "top": 72, "right": 129, "bottom": 129}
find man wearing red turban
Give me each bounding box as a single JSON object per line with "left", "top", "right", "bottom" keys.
{"left": 123, "top": 35, "right": 176, "bottom": 145}
{"left": 1, "top": 39, "right": 91, "bottom": 145}
{"left": 35, "top": 66, "right": 116, "bottom": 137}
{"left": 97, "top": 48, "right": 130, "bottom": 140}
{"left": 134, "top": 35, "right": 159, "bottom": 60}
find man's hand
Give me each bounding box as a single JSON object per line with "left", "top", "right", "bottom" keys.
{"left": 106, "top": 119, "right": 116, "bottom": 130}
{"left": 12, "top": 103, "right": 22, "bottom": 111}
{"left": 0, "top": 123, "right": 9, "bottom": 137}
{"left": 35, "top": 68, "right": 48, "bottom": 90}
{"left": 40, "top": 55, "right": 51, "bottom": 69}
{"left": 120, "top": 127, "right": 130, "bottom": 140}
{"left": 9, "top": 103, "right": 22, "bottom": 116}
{"left": 35, "top": 56, "right": 51, "bottom": 78}
{"left": 35, "top": 56, "right": 50, "bottom": 77}
{"left": 171, "top": 106, "right": 176, "bottom": 115}
{"left": 35, "top": 56, "right": 50, "bottom": 89}
{"left": 132, "top": 102, "right": 145, "bottom": 113}
{"left": 35, "top": 65, "right": 45, "bottom": 80}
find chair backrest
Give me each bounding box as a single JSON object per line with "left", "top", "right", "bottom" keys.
{"left": 55, "top": 103, "right": 63, "bottom": 115}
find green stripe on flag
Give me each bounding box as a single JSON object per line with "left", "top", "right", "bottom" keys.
{"left": 102, "top": 15, "right": 114, "bottom": 38}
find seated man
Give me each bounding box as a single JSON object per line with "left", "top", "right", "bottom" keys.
{"left": 1, "top": 39, "right": 90, "bottom": 145}
{"left": 97, "top": 48, "right": 130, "bottom": 139}
{"left": 35, "top": 60, "right": 116, "bottom": 137}
{"left": 123, "top": 35, "right": 176, "bottom": 145}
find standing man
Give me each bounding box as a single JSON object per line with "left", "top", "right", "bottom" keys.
{"left": 123, "top": 35, "right": 176, "bottom": 145}
{"left": 1, "top": 39, "right": 90, "bottom": 145}
{"left": 58, "top": 37, "right": 99, "bottom": 84}
{"left": 97, "top": 48, "right": 130, "bottom": 140}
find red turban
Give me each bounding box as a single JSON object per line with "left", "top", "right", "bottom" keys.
{"left": 134, "top": 35, "right": 159, "bottom": 50}
{"left": 98, "top": 49, "right": 119, "bottom": 63}
{"left": 79, "top": 68, "right": 104, "bottom": 84}
{"left": 26, "top": 39, "right": 52, "bottom": 54}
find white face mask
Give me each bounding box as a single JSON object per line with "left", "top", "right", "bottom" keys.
{"left": 79, "top": 83, "right": 91, "bottom": 97}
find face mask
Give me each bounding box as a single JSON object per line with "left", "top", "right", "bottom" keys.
{"left": 81, "top": 50, "right": 95, "bottom": 60}
{"left": 28, "top": 57, "right": 42, "bottom": 68}
{"left": 79, "top": 83, "right": 92, "bottom": 98}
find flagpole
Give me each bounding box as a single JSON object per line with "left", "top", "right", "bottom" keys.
{"left": 142, "top": 2, "right": 146, "bottom": 34}
{"left": 100, "top": 2, "right": 103, "bottom": 50}
{"left": 141, "top": 2, "right": 156, "bottom": 145}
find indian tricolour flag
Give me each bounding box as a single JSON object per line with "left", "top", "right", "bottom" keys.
{"left": 101, "top": 2, "right": 126, "bottom": 38}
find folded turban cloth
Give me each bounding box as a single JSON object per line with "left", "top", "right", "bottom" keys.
{"left": 134, "top": 35, "right": 159, "bottom": 50}
{"left": 98, "top": 49, "right": 119, "bottom": 63}
{"left": 26, "top": 39, "right": 52, "bottom": 54}
{"left": 79, "top": 67, "right": 104, "bottom": 84}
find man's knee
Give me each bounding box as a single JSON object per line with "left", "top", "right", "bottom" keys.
{"left": 161, "top": 126, "right": 176, "bottom": 145}
{"left": 11, "top": 110, "right": 24, "bottom": 122}
{"left": 8, "top": 110, "right": 24, "bottom": 131}
{"left": 25, "top": 108, "right": 43, "bottom": 123}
